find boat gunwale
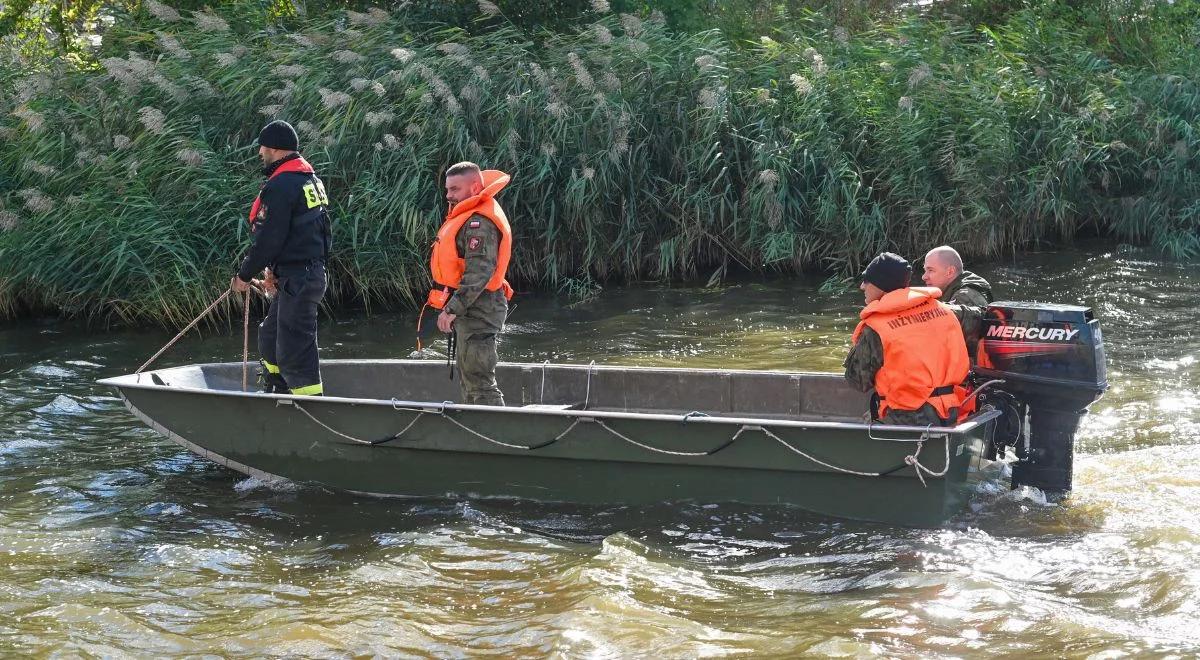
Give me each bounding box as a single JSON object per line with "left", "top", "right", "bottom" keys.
{"left": 98, "top": 360, "right": 1002, "bottom": 438}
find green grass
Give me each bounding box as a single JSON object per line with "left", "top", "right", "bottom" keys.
{"left": 0, "top": 0, "right": 1197, "bottom": 325}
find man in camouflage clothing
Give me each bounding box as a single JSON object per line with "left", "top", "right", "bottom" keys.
{"left": 921, "top": 245, "right": 994, "bottom": 362}
{"left": 844, "top": 253, "right": 968, "bottom": 426}
{"left": 846, "top": 335, "right": 949, "bottom": 425}
{"left": 434, "top": 164, "right": 511, "bottom": 405}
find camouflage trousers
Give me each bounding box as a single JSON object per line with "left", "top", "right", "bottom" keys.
{"left": 880, "top": 403, "right": 953, "bottom": 427}
{"left": 455, "top": 327, "right": 504, "bottom": 405}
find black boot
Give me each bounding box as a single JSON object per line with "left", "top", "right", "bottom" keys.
{"left": 257, "top": 360, "right": 290, "bottom": 394}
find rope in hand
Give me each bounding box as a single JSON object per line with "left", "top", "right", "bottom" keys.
{"left": 242, "top": 288, "right": 251, "bottom": 392}
{"left": 137, "top": 289, "right": 233, "bottom": 374}
{"left": 138, "top": 285, "right": 263, "bottom": 378}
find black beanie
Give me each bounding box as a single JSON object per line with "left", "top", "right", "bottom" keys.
{"left": 257, "top": 120, "right": 299, "bottom": 151}
{"left": 861, "top": 252, "right": 912, "bottom": 292}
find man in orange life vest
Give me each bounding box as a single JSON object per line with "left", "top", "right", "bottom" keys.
{"left": 428, "top": 161, "right": 514, "bottom": 406}
{"left": 843, "top": 252, "right": 970, "bottom": 426}
{"left": 230, "top": 120, "right": 331, "bottom": 396}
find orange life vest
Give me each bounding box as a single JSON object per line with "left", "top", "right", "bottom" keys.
{"left": 852, "top": 287, "right": 971, "bottom": 420}
{"left": 426, "top": 169, "right": 514, "bottom": 309}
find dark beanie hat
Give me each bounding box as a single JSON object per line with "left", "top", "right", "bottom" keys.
{"left": 257, "top": 120, "right": 299, "bottom": 151}
{"left": 861, "top": 252, "right": 912, "bottom": 293}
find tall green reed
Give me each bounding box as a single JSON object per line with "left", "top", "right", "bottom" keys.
{"left": 0, "top": 0, "right": 1196, "bottom": 326}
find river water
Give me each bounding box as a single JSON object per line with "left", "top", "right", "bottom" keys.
{"left": 1, "top": 244, "right": 1197, "bottom": 657}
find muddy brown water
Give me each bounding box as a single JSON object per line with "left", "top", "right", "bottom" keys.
{"left": 1, "top": 244, "right": 1196, "bottom": 656}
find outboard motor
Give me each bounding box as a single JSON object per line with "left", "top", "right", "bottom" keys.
{"left": 973, "top": 303, "right": 1107, "bottom": 495}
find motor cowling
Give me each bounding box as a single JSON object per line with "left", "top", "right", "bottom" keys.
{"left": 973, "top": 302, "right": 1107, "bottom": 495}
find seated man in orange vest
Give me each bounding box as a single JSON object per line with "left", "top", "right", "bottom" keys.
{"left": 843, "top": 252, "right": 970, "bottom": 426}
{"left": 428, "top": 161, "right": 514, "bottom": 406}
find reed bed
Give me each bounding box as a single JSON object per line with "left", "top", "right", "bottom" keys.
{"left": 1, "top": 0, "right": 1196, "bottom": 324}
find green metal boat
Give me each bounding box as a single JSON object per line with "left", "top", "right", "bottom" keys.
{"left": 100, "top": 360, "right": 1004, "bottom": 527}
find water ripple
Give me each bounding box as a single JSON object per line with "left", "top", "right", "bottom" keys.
{"left": 1, "top": 244, "right": 1198, "bottom": 656}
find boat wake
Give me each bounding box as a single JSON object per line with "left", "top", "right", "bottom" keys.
{"left": 233, "top": 475, "right": 300, "bottom": 494}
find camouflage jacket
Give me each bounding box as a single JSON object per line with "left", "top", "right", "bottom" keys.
{"left": 941, "top": 270, "right": 993, "bottom": 307}
{"left": 446, "top": 213, "right": 507, "bottom": 333}
{"left": 942, "top": 270, "right": 993, "bottom": 362}
{"left": 843, "top": 325, "right": 884, "bottom": 395}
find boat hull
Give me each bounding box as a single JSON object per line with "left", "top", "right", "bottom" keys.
{"left": 102, "top": 360, "right": 1000, "bottom": 527}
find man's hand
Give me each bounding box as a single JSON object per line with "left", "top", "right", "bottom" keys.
{"left": 230, "top": 276, "right": 251, "bottom": 293}
{"left": 437, "top": 310, "right": 456, "bottom": 333}
{"left": 253, "top": 269, "right": 277, "bottom": 295}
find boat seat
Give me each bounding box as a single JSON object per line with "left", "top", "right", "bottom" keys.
{"left": 521, "top": 403, "right": 583, "bottom": 411}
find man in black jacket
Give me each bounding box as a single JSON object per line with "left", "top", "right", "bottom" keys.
{"left": 230, "top": 120, "right": 331, "bottom": 396}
